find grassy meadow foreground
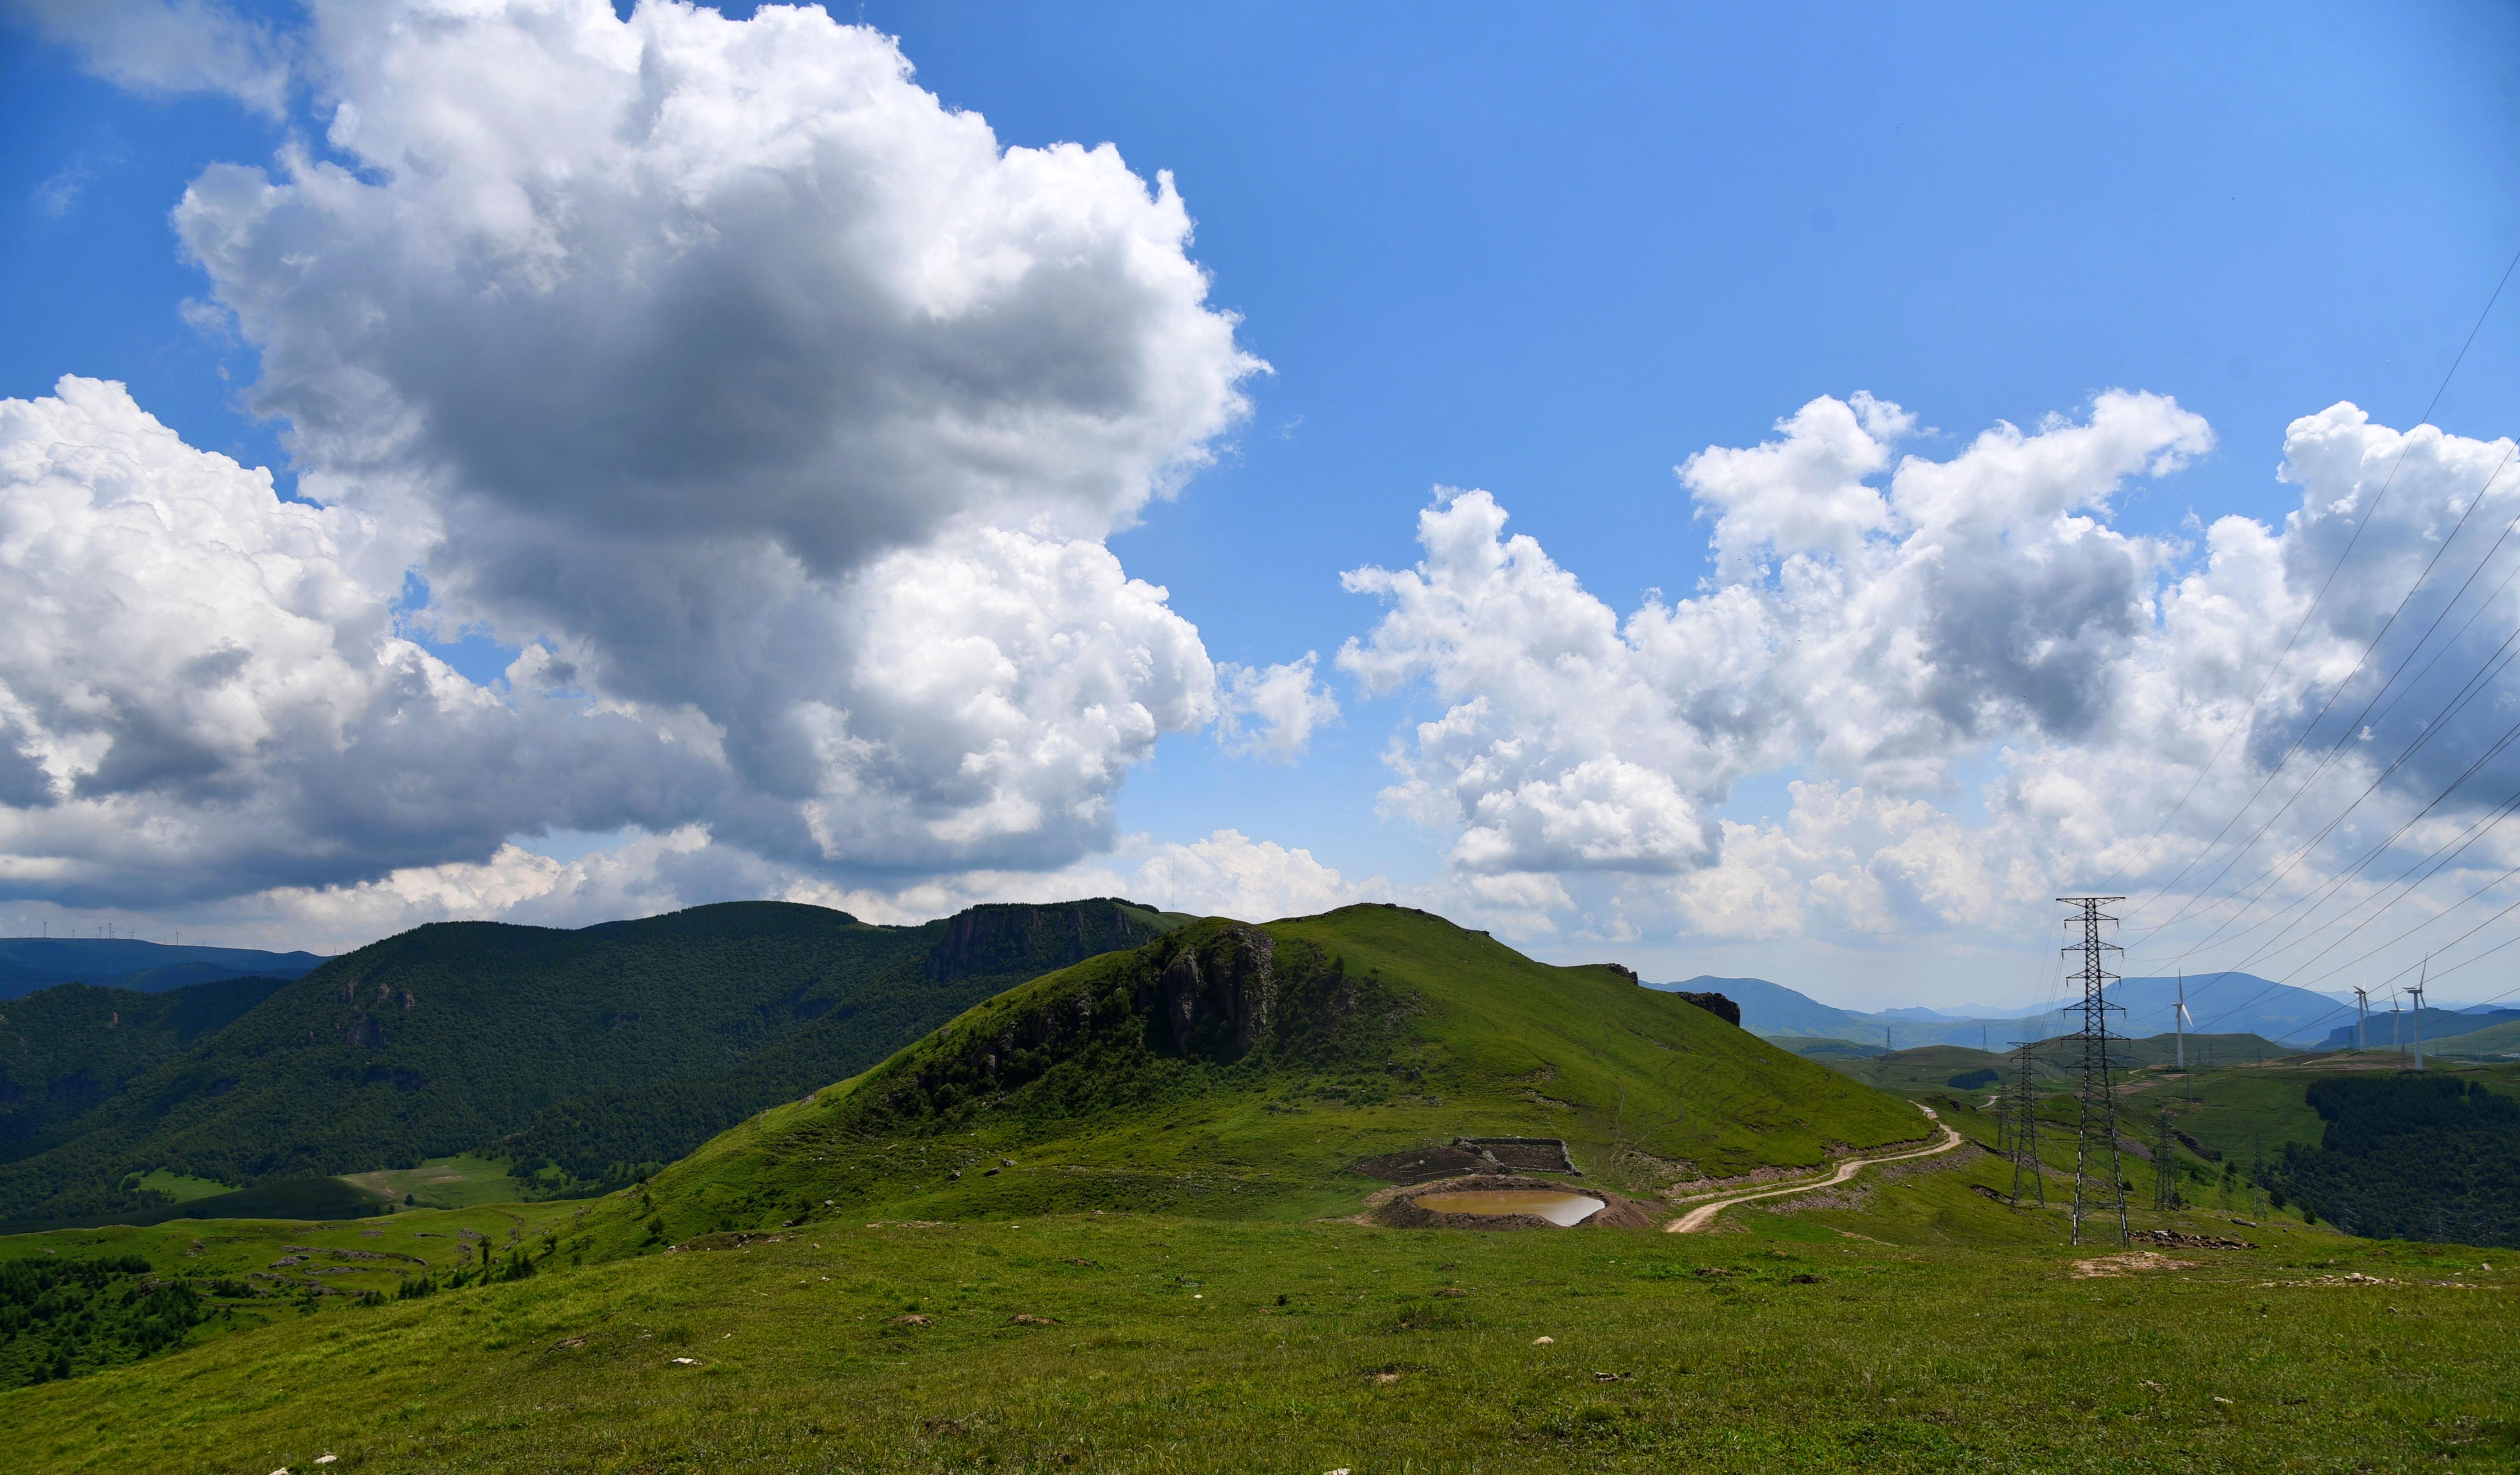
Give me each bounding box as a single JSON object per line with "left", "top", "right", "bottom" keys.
{"left": 2, "top": 1171, "right": 2512, "bottom": 1473}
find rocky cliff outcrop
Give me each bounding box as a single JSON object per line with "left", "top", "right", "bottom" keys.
{"left": 1673, "top": 990, "right": 1740, "bottom": 1027}
{"left": 924, "top": 900, "right": 1171, "bottom": 982}
{"left": 1143, "top": 925, "right": 1278, "bottom": 1058}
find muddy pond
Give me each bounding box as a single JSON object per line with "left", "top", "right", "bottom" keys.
{"left": 1410, "top": 1189, "right": 1605, "bottom": 1226}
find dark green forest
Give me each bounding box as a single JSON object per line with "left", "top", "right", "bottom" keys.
{"left": 2277, "top": 1074, "right": 2520, "bottom": 1247}
{"left": 0, "top": 1255, "right": 206, "bottom": 1387}
{"left": 0, "top": 975, "right": 290, "bottom": 1158}
{"left": 0, "top": 900, "right": 1182, "bottom": 1224}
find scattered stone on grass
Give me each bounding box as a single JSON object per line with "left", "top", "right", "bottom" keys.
{"left": 2070, "top": 1251, "right": 2199, "bottom": 1278}
{"left": 2132, "top": 1229, "right": 2255, "bottom": 1251}
{"left": 892, "top": 1313, "right": 933, "bottom": 1326}
{"left": 667, "top": 1231, "right": 787, "bottom": 1254}
{"left": 1008, "top": 1313, "right": 1057, "bottom": 1325}
{"left": 669, "top": 1357, "right": 701, "bottom": 1365}
{"left": 1532, "top": 1335, "right": 1554, "bottom": 1345}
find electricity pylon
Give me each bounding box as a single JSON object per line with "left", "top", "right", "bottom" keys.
{"left": 2059, "top": 896, "right": 2129, "bottom": 1247}
{"left": 2006, "top": 1039, "right": 2045, "bottom": 1208}
{"left": 2152, "top": 1098, "right": 2178, "bottom": 1213}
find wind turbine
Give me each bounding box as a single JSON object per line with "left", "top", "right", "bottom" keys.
{"left": 2353, "top": 985, "right": 2369, "bottom": 1053}
{"left": 2174, "top": 971, "right": 2192, "bottom": 1073}
{"left": 2410, "top": 955, "right": 2428, "bottom": 1071}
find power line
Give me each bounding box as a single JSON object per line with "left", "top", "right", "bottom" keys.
{"left": 2132, "top": 441, "right": 2520, "bottom": 948}
{"left": 2107, "top": 243, "right": 2520, "bottom": 908}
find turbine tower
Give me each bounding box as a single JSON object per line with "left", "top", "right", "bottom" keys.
{"left": 2410, "top": 957, "right": 2428, "bottom": 1071}
{"left": 2174, "top": 971, "right": 2189, "bottom": 1073}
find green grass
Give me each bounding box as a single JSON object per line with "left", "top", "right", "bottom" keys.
{"left": 117, "top": 1169, "right": 233, "bottom": 1204}
{"left": 1770, "top": 1036, "right": 1887, "bottom": 1059}
{"left": 1823, "top": 1045, "right": 2013, "bottom": 1096}
{"left": 3, "top": 1160, "right": 2511, "bottom": 1473}
{"left": 2425, "top": 1017, "right": 2520, "bottom": 1059}
{"left": 341, "top": 1155, "right": 541, "bottom": 1210}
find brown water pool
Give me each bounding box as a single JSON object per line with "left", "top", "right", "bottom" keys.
{"left": 1411, "top": 1189, "right": 1605, "bottom": 1226}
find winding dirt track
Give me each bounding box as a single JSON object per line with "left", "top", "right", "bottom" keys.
{"left": 1662, "top": 1103, "right": 1963, "bottom": 1233}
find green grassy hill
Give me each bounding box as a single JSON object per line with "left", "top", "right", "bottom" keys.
{"left": 606, "top": 906, "right": 1925, "bottom": 1247}
{"left": 0, "top": 900, "right": 1179, "bottom": 1226}
{"left": 1769, "top": 1036, "right": 1885, "bottom": 1059}
{"left": 1820, "top": 1044, "right": 2016, "bottom": 1095}
{"left": 2425, "top": 1016, "right": 2520, "bottom": 1058}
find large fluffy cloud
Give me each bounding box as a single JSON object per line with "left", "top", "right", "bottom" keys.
{"left": 0, "top": 377, "right": 716, "bottom": 905}
{"left": 0, "top": 0, "right": 1318, "bottom": 913}
{"left": 1344, "top": 391, "right": 2520, "bottom": 983}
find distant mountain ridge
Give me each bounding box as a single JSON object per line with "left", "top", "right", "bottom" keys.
{"left": 0, "top": 899, "right": 1183, "bottom": 1225}
{"left": 1654, "top": 969, "right": 2352, "bottom": 1048}
{"left": 0, "top": 939, "right": 327, "bottom": 1001}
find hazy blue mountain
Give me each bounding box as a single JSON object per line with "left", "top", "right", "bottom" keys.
{"left": 1654, "top": 969, "right": 2348, "bottom": 1048}
{"left": 1651, "top": 975, "right": 1865, "bottom": 1038}
{"left": 0, "top": 939, "right": 327, "bottom": 1001}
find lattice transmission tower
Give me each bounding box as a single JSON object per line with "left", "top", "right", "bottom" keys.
{"left": 2006, "top": 1039, "right": 2045, "bottom": 1208}
{"left": 2059, "top": 896, "right": 2129, "bottom": 1247}
{"left": 2153, "top": 1098, "right": 2179, "bottom": 1213}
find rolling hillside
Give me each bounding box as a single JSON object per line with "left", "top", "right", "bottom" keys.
{"left": 2425, "top": 1016, "right": 2520, "bottom": 1058}
{"left": 614, "top": 905, "right": 1925, "bottom": 1246}
{"left": 2326, "top": 1007, "right": 2520, "bottom": 1054}
{"left": 0, "top": 899, "right": 1180, "bottom": 1224}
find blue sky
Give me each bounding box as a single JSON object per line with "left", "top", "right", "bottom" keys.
{"left": 3, "top": 1, "right": 2518, "bottom": 1015}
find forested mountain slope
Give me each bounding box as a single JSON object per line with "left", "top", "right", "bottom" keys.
{"left": 0, "top": 900, "right": 1179, "bottom": 1223}
{"left": 0, "top": 976, "right": 292, "bottom": 1160}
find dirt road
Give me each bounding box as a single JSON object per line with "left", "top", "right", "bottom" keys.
{"left": 1662, "top": 1103, "right": 1963, "bottom": 1233}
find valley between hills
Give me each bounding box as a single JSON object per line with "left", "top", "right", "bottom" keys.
{"left": 0, "top": 902, "right": 2512, "bottom": 1473}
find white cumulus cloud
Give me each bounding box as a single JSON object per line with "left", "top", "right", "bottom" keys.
{"left": 0, "top": 0, "right": 1305, "bottom": 920}
{"left": 1217, "top": 653, "right": 1340, "bottom": 761}
{"left": 1344, "top": 390, "right": 2520, "bottom": 989}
